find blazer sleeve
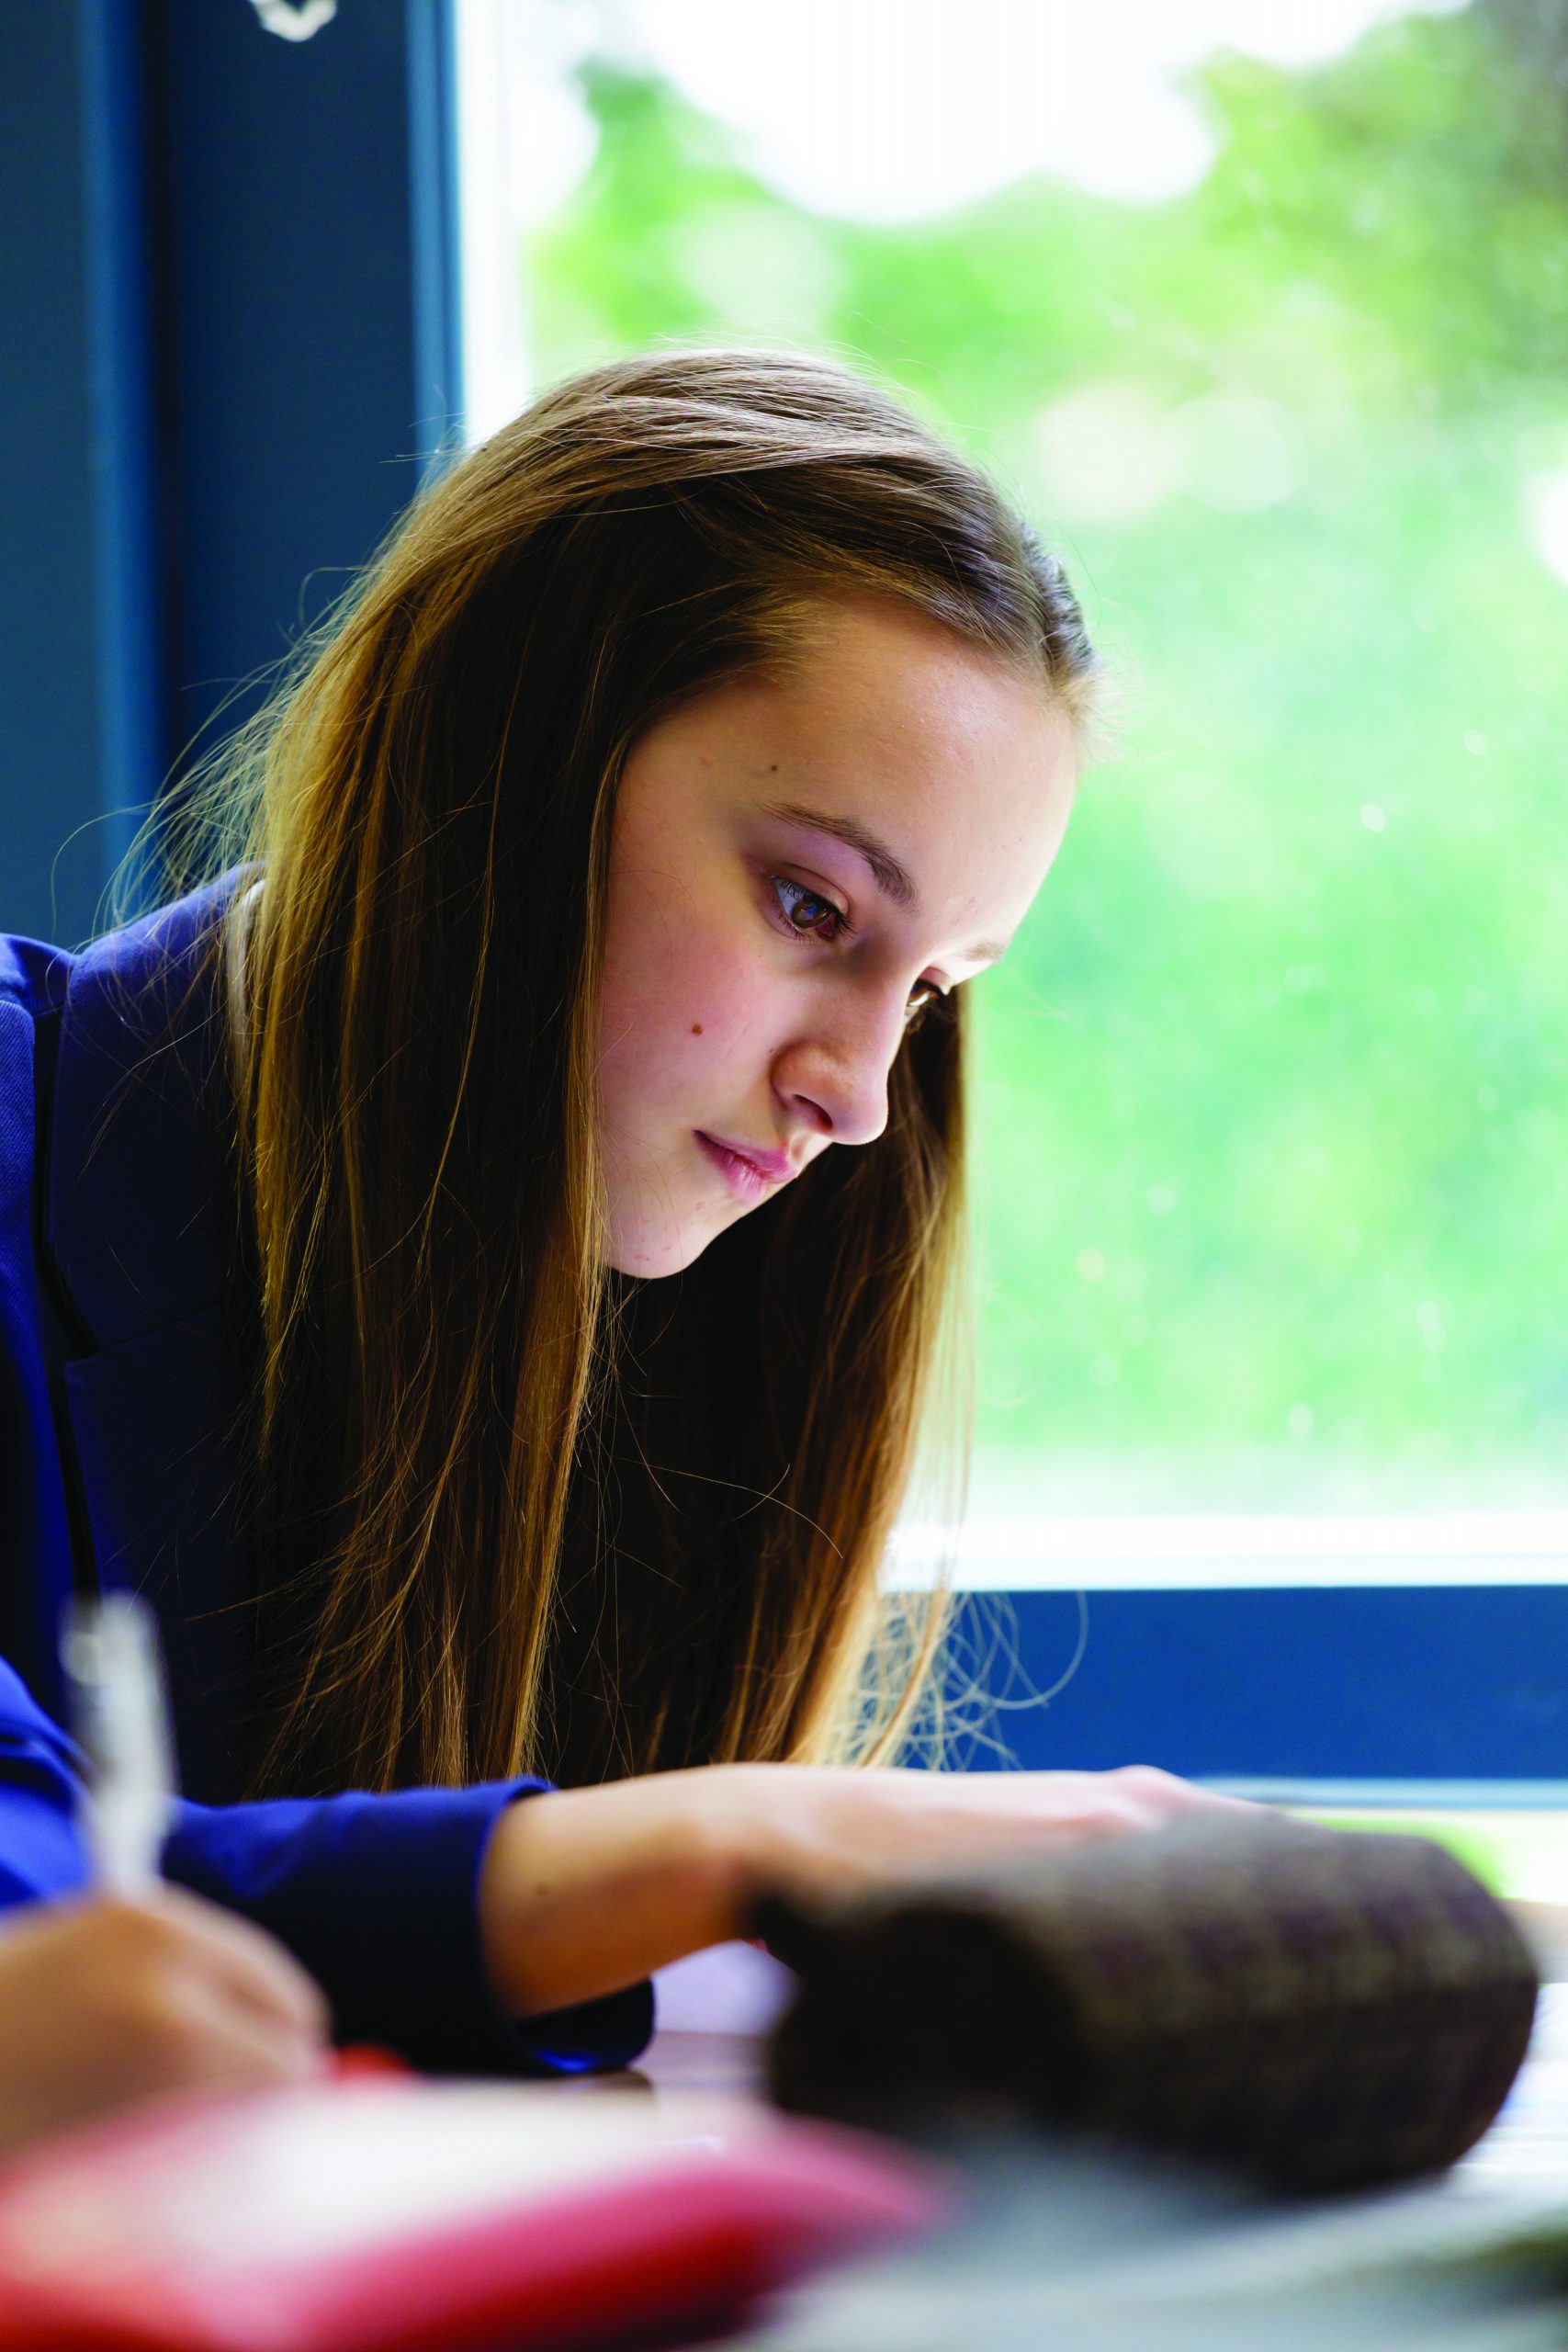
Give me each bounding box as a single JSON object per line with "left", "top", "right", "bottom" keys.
{"left": 0, "top": 1657, "right": 93, "bottom": 1906}
{"left": 0, "top": 1657, "right": 652, "bottom": 2076}
{"left": 164, "top": 1783, "right": 655, "bottom": 2077}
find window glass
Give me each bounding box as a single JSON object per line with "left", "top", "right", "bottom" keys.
{"left": 461, "top": 0, "right": 1568, "bottom": 1521}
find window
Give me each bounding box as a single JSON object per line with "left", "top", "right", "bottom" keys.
{"left": 457, "top": 0, "right": 1568, "bottom": 1800}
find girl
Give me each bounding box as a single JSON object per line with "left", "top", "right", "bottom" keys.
{"left": 0, "top": 350, "right": 1226, "bottom": 2071}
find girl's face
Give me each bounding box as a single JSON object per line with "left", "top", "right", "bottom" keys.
{"left": 595, "top": 596, "right": 1079, "bottom": 1278}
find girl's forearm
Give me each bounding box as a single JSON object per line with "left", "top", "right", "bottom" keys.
{"left": 478, "top": 1770, "right": 757, "bottom": 2019}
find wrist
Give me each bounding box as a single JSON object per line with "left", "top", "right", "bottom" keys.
{"left": 680, "top": 1762, "right": 776, "bottom": 1933}
{"left": 477, "top": 1767, "right": 769, "bottom": 2019}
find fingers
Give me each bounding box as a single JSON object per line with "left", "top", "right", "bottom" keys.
{"left": 1102, "top": 1764, "right": 1253, "bottom": 1814}
{"left": 143, "top": 1942, "right": 325, "bottom": 2095}
{"left": 0, "top": 1889, "right": 330, "bottom": 2149}
{"left": 99, "top": 1889, "right": 331, "bottom": 2094}
{"left": 141, "top": 1883, "right": 332, "bottom": 2047}
{"left": 1080, "top": 1766, "right": 1258, "bottom": 1836}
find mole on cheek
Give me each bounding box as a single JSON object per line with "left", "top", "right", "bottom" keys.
{"left": 691, "top": 1023, "right": 704, "bottom": 1035}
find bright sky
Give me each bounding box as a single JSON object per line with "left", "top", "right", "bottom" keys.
{"left": 506, "top": 0, "right": 1471, "bottom": 221}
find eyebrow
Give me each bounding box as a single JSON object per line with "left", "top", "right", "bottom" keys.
{"left": 760, "top": 797, "right": 1006, "bottom": 966}
{"left": 761, "top": 797, "right": 919, "bottom": 908}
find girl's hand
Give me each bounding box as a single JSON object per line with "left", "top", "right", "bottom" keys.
{"left": 479, "top": 1762, "right": 1248, "bottom": 2020}
{"left": 704, "top": 1760, "right": 1238, "bottom": 1899}
{"left": 0, "top": 1886, "right": 330, "bottom": 2153}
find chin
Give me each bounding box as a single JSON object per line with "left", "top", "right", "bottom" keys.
{"left": 604, "top": 1219, "right": 718, "bottom": 1281}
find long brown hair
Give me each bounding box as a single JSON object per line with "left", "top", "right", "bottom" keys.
{"left": 175, "top": 348, "right": 1097, "bottom": 1796}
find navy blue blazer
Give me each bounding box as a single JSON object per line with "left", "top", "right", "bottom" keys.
{"left": 0, "top": 880, "right": 651, "bottom": 2073}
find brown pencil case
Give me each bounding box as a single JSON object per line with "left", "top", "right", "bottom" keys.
{"left": 758, "top": 1811, "right": 1539, "bottom": 2191}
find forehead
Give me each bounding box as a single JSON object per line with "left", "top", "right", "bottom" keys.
{"left": 670, "top": 595, "right": 1077, "bottom": 953}
{"left": 763, "top": 594, "right": 1044, "bottom": 768}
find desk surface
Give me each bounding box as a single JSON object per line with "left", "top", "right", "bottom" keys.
{"left": 636, "top": 1940, "right": 791, "bottom": 2098}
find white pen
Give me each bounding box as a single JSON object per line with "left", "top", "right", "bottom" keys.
{"left": 61, "top": 1591, "right": 177, "bottom": 1893}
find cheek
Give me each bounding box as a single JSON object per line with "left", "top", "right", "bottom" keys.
{"left": 596, "top": 913, "right": 771, "bottom": 1118}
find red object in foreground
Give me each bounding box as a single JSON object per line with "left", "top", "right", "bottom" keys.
{"left": 0, "top": 2076, "right": 941, "bottom": 2351}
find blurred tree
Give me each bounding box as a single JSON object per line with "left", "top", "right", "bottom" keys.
{"left": 523, "top": 3, "right": 1568, "bottom": 1509}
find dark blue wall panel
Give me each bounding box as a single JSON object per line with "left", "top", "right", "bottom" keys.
{"left": 0, "top": 3, "right": 155, "bottom": 944}
{"left": 0, "top": 0, "right": 459, "bottom": 943}
{"left": 155, "top": 0, "right": 462, "bottom": 769}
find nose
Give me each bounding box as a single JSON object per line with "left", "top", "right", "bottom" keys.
{"left": 773, "top": 989, "right": 907, "bottom": 1148}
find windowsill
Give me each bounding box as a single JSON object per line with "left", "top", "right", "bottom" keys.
{"left": 891, "top": 1513, "right": 1568, "bottom": 1590}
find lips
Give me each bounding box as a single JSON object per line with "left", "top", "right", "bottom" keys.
{"left": 696, "top": 1132, "right": 797, "bottom": 1204}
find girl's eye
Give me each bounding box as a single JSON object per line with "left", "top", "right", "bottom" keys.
{"left": 769, "top": 876, "right": 949, "bottom": 1031}
{"left": 771, "top": 876, "right": 847, "bottom": 941}
{"left": 903, "top": 981, "right": 949, "bottom": 1031}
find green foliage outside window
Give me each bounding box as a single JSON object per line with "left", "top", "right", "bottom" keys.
{"left": 518, "top": 4, "right": 1568, "bottom": 1510}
